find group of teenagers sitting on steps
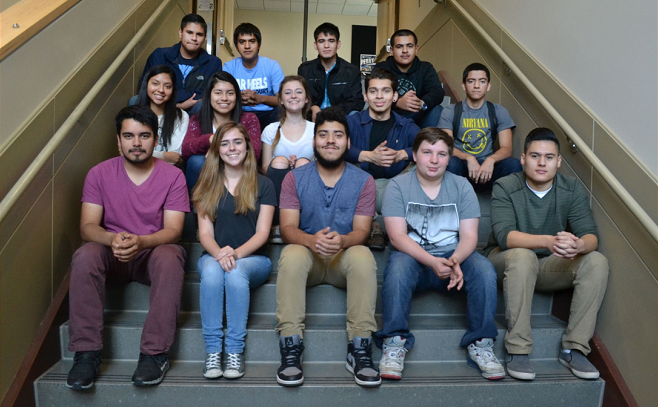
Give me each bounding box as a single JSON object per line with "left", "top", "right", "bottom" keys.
{"left": 64, "top": 12, "right": 609, "bottom": 392}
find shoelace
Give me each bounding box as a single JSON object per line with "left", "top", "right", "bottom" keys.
{"left": 206, "top": 353, "right": 221, "bottom": 369}
{"left": 473, "top": 346, "right": 498, "bottom": 365}
{"left": 353, "top": 346, "right": 375, "bottom": 368}
{"left": 282, "top": 345, "right": 303, "bottom": 367}
{"left": 226, "top": 353, "right": 241, "bottom": 369}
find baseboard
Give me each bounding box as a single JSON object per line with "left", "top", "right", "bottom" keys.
{"left": 551, "top": 289, "right": 639, "bottom": 407}
{"left": 1, "top": 271, "right": 70, "bottom": 407}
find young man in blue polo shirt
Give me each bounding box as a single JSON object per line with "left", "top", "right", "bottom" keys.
{"left": 275, "top": 107, "right": 380, "bottom": 388}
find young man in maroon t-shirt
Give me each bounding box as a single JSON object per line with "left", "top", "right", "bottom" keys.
{"left": 65, "top": 106, "right": 189, "bottom": 390}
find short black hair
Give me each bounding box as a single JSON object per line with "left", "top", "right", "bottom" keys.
{"left": 180, "top": 14, "right": 207, "bottom": 35}
{"left": 524, "top": 127, "right": 561, "bottom": 153}
{"left": 315, "top": 107, "right": 350, "bottom": 139}
{"left": 115, "top": 105, "right": 159, "bottom": 139}
{"left": 365, "top": 68, "right": 398, "bottom": 93}
{"left": 234, "top": 23, "right": 262, "bottom": 48}
{"left": 412, "top": 127, "right": 454, "bottom": 156}
{"left": 390, "top": 29, "right": 417, "bottom": 46}
{"left": 314, "top": 22, "right": 340, "bottom": 41}
{"left": 462, "top": 62, "right": 490, "bottom": 83}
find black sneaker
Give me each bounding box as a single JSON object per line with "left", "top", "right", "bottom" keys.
{"left": 346, "top": 336, "right": 381, "bottom": 387}
{"left": 276, "top": 335, "right": 304, "bottom": 386}
{"left": 131, "top": 353, "right": 169, "bottom": 386}
{"left": 65, "top": 351, "right": 101, "bottom": 390}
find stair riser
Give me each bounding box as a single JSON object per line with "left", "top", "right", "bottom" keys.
{"left": 106, "top": 281, "right": 553, "bottom": 316}
{"left": 60, "top": 324, "right": 564, "bottom": 362}
{"left": 35, "top": 378, "right": 603, "bottom": 407}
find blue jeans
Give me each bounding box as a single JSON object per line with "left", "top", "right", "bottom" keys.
{"left": 198, "top": 254, "right": 272, "bottom": 353}
{"left": 404, "top": 105, "right": 443, "bottom": 128}
{"left": 446, "top": 156, "right": 522, "bottom": 190}
{"left": 185, "top": 155, "right": 206, "bottom": 195}
{"left": 374, "top": 250, "right": 498, "bottom": 350}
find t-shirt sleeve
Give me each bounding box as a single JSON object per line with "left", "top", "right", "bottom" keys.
{"left": 81, "top": 166, "right": 104, "bottom": 206}
{"left": 381, "top": 177, "right": 405, "bottom": 218}
{"left": 261, "top": 122, "right": 279, "bottom": 144}
{"left": 355, "top": 176, "right": 376, "bottom": 217}
{"left": 259, "top": 176, "right": 278, "bottom": 207}
{"left": 567, "top": 180, "right": 599, "bottom": 239}
{"left": 438, "top": 104, "right": 455, "bottom": 130}
{"left": 271, "top": 60, "right": 285, "bottom": 94}
{"left": 457, "top": 177, "right": 480, "bottom": 219}
{"left": 279, "top": 172, "right": 300, "bottom": 210}
{"left": 164, "top": 169, "right": 190, "bottom": 213}
{"left": 495, "top": 104, "right": 516, "bottom": 132}
{"left": 490, "top": 180, "right": 517, "bottom": 250}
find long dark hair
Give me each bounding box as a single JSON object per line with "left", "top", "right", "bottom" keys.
{"left": 137, "top": 65, "right": 182, "bottom": 150}
{"left": 198, "top": 72, "right": 243, "bottom": 135}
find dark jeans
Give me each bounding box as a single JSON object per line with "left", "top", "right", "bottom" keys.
{"left": 403, "top": 105, "right": 443, "bottom": 128}
{"left": 374, "top": 250, "right": 498, "bottom": 350}
{"left": 253, "top": 107, "right": 281, "bottom": 131}
{"left": 446, "top": 156, "right": 522, "bottom": 190}
{"left": 265, "top": 165, "right": 292, "bottom": 225}
{"left": 68, "top": 242, "right": 186, "bottom": 355}
{"left": 185, "top": 154, "right": 206, "bottom": 195}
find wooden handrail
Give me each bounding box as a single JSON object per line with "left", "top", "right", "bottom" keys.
{"left": 0, "top": 0, "right": 80, "bottom": 61}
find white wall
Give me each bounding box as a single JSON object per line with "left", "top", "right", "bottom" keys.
{"left": 475, "top": 0, "right": 658, "bottom": 175}
{"left": 232, "top": 10, "right": 377, "bottom": 76}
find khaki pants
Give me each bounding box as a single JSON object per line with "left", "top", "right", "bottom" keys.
{"left": 488, "top": 247, "right": 608, "bottom": 355}
{"left": 275, "top": 244, "right": 378, "bottom": 340}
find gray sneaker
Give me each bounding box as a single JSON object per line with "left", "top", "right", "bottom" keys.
{"left": 346, "top": 336, "right": 381, "bottom": 387}
{"left": 506, "top": 354, "right": 535, "bottom": 380}
{"left": 224, "top": 353, "right": 245, "bottom": 379}
{"left": 467, "top": 338, "right": 505, "bottom": 380}
{"left": 559, "top": 349, "right": 599, "bottom": 379}
{"left": 203, "top": 352, "right": 223, "bottom": 379}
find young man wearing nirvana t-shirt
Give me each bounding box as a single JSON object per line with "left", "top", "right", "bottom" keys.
{"left": 346, "top": 68, "right": 420, "bottom": 248}
{"left": 438, "top": 63, "right": 521, "bottom": 189}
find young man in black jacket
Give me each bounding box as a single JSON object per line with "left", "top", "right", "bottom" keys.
{"left": 374, "top": 29, "right": 444, "bottom": 128}
{"left": 298, "top": 23, "right": 365, "bottom": 121}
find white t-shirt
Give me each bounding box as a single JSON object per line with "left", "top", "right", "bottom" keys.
{"left": 154, "top": 110, "right": 189, "bottom": 158}
{"left": 261, "top": 120, "right": 315, "bottom": 160}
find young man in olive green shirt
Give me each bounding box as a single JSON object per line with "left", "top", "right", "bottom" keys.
{"left": 485, "top": 128, "right": 608, "bottom": 381}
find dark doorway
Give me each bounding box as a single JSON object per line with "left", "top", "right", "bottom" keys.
{"left": 351, "top": 25, "right": 377, "bottom": 66}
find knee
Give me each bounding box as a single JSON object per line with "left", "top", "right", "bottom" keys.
{"left": 294, "top": 158, "right": 310, "bottom": 168}
{"left": 271, "top": 156, "right": 290, "bottom": 170}
{"left": 71, "top": 242, "right": 108, "bottom": 274}
{"left": 151, "top": 245, "right": 185, "bottom": 279}
{"left": 198, "top": 255, "right": 225, "bottom": 285}
{"left": 502, "top": 248, "right": 538, "bottom": 278}
{"left": 383, "top": 252, "right": 418, "bottom": 289}
{"left": 343, "top": 246, "right": 376, "bottom": 273}
{"left": 447, "top": 156, "right": 466, "bottom": 175}
{"left": 580, "top": 251, "right": 609, "bottom": 282}
{"left": 278, "top": 245, "right": 312, "bottom": 280}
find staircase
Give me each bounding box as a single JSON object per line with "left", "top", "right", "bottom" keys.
{"left": 34, "top": 195, "right": 605, "bottom": 407}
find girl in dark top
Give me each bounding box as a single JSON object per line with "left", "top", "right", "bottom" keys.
{"left": 192, "top": 122, "right": 275, "bottom": 380}
{"left": 136, "top": 65, "right": 189, "bottom": 166}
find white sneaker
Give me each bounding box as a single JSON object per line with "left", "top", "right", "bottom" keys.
{"left": 379, "top": 336, "right": 407, "bottom": 380}
{"left": 203, "top": 352, "right": 223, "bottom": 379}
{"left": 467, "top": 338, "right": 505, "bottom": 380}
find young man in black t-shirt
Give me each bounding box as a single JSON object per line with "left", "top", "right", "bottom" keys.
{"left": 346, "top": 68, "right": 420, "bottom": 248}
